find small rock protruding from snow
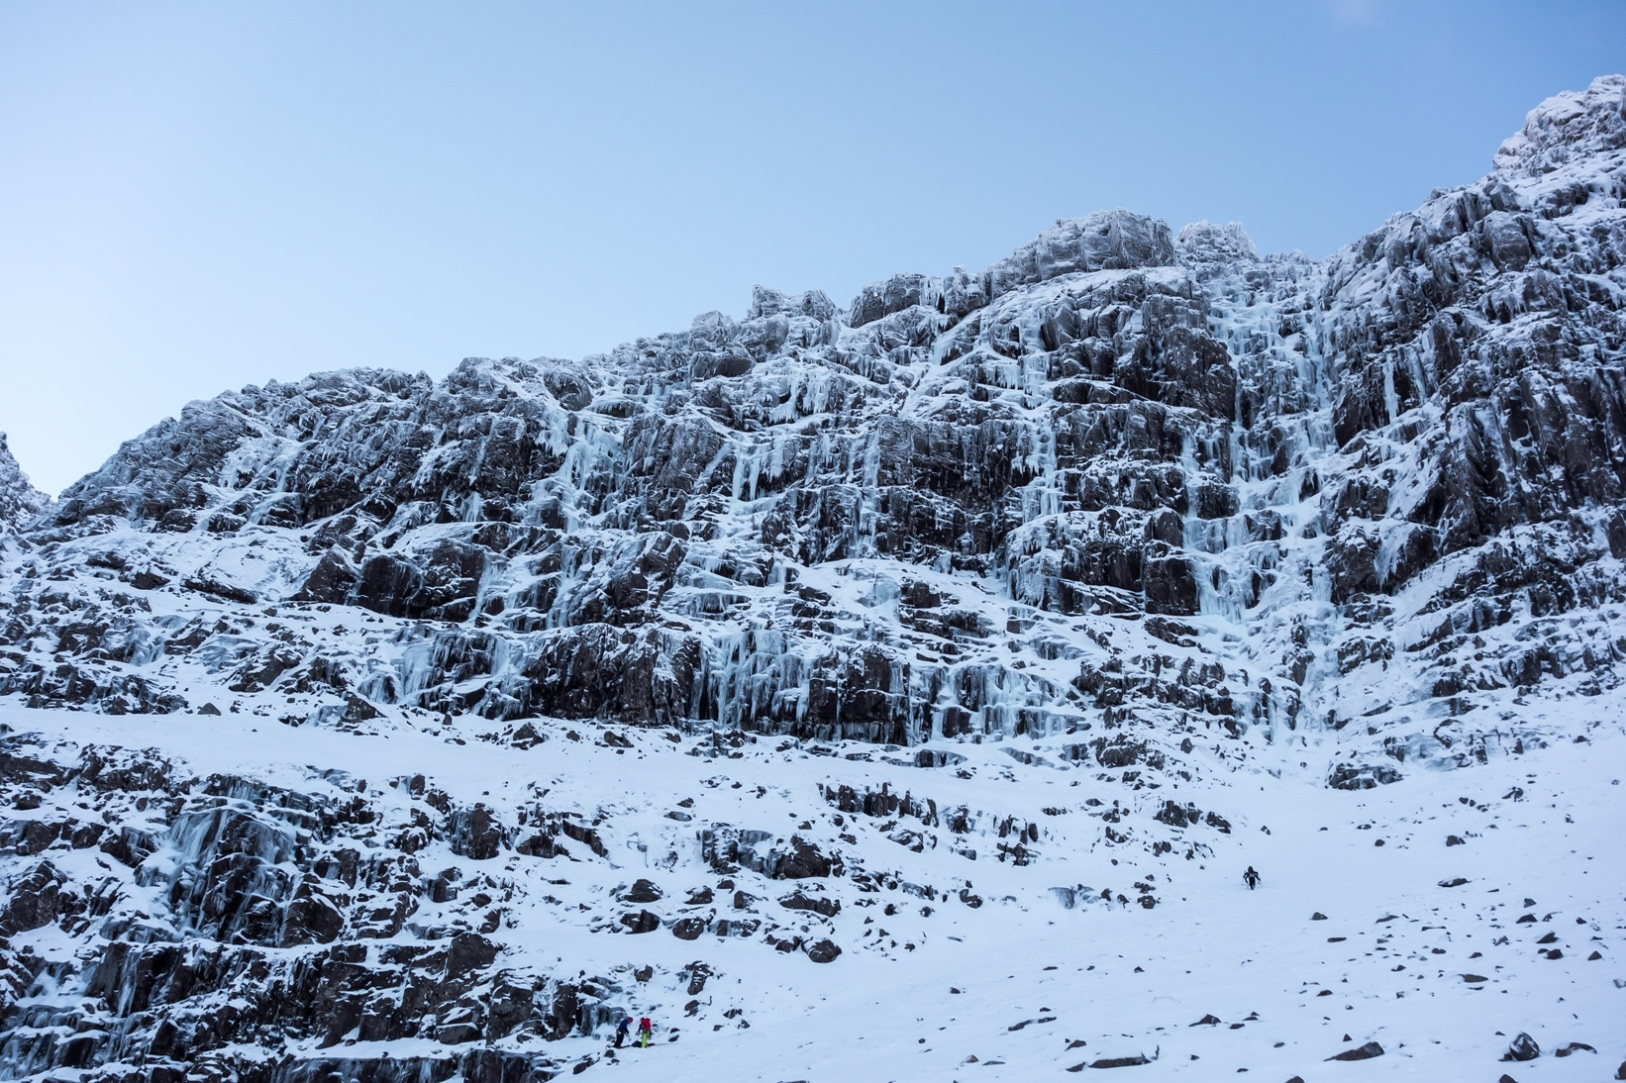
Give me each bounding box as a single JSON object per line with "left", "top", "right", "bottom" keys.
{"left": 1328, "top": 1040, "right": 1385, "bottom": 1061}
{"left": 805, "top": 938, "right": 841, "bottom": 963}
{"left": 1502, "top": 1032, "right": 1541, "bottom": 1062}
{"left": 621, "top": 879, "right": 663, "bottom": 904}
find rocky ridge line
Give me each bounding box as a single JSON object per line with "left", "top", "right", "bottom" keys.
{"left": 1, "top": 76, "right": 1624, "bottom": 783}
{"left": 0, "top": 434, "right": 47, "bottom": 534}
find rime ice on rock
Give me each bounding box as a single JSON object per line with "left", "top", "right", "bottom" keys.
{"left": 1492, "top": 74, "right": 1626, "bottom": 180}
{"left": 1174, "top": 220, "right": 1260, "bottom": 268}
{"left": 986, "top": 208, "right": 1177, "bottom": 296}
{"left": 0, "top": 433, "right": 47, "bottom": 532}
{"left": 0, "top": 78, "right": 1624, "bottom": 765}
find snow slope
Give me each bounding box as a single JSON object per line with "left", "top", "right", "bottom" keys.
{"left": 1, "top": 693, "right": 1621, "bottom": 1080}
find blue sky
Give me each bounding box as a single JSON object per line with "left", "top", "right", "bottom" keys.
{"left": 2, "top": 0, "right": 1623, "bottom": 493}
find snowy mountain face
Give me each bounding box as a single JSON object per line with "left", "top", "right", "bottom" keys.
{"left": 0, "top": 434, "right": 48, "bottom": 535}
{"left": 0, "top": 77, "right": 1624, "bottom": 1082}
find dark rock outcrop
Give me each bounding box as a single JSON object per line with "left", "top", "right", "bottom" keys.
{"left": 804, "top": 938, "right": 841, "bottom": 963}
{"left": 1503, "top": 1032, "right": 1540, "bottom": 1062}
{"left": 0, "top": 433, "right": 47, "bottom": 532}
{"left": 1329, "top": 1040, "right": 1385, "bottom": 1061}
{"left": 0, "top": 735, "right": 624, "bottom": 1081}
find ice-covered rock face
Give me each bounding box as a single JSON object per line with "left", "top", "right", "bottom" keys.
{"left": 1492, "top": 74, "right": 1626, "bottom": 180}
{"left": 0, "top": 76, "right": 1623, "bottom": 761}
{"left": 847, "top": 210, "right": 1176, "bottom": 329}
{"left": 0, "top": 433, "right": 47, "bottom": 533}
{"left": 1175, "top": 220, "right": 1260, "bottom": 268}
{"left": 986, "top": 209, "right": 1177, "bottom": 295}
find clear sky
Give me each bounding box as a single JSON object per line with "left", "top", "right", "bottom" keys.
{"left": 2, "top": 1, "right": 1623, "bottom": 495}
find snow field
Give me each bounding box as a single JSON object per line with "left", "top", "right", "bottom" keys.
{"left": 2, "top": 698, "right": 1619, "bottom": 1081}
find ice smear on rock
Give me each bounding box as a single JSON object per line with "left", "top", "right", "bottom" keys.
{"left": 0, "top": 433, "right": 47, "bottom": 533}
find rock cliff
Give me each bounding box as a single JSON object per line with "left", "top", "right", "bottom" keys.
{"left": 0, "top": 434, "right": 47, "bottom": 534}
{"left": 7, "top": 79, "right": 1625, "bottom": 762}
